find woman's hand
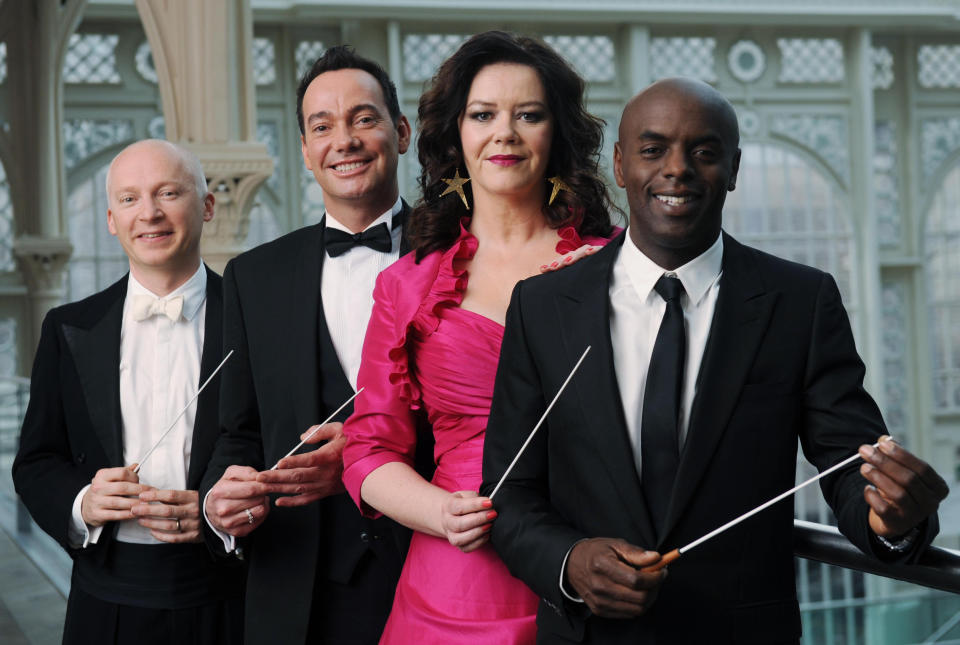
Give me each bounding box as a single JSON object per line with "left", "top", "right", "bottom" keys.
{"left": 540, "top": 245, "right": 600, "bottom": 273}
{"left": 440, "top": 490, "right": 496, "bottom": 553}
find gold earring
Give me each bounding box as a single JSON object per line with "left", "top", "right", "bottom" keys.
{"left": 441, "top": 169, "right": 471, "bottom": 210}
{"left": 547, "top": 176, "right": 574, "bottom": 206}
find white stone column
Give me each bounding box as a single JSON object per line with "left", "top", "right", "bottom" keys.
{"left": 136, "top": 0, "right": 273, "bottom": 274}
{"left": 850, "top": 28, "right": 886, "bottom": 410}
{"left": 2, "top": 0, "right": 86, "bottom": 352}
{"left": 14, "top": 237, "right": 74, "bottom": 345}
{"left": 623, "top": 24, "right": 651, "bottom": 98}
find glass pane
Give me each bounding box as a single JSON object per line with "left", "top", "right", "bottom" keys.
{"left": 925, "top": 165, "right": 960, "bottom": 411}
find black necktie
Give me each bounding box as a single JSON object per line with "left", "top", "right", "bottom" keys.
{"left": 325, "top": 222, "right": 392, "bottom": 257}
{"left": 641, "top": 274, "right": 686, "bottom": 540}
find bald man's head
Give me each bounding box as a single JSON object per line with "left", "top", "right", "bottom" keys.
{"left": 614, "top": 78, "right": 741, "bottom": 269}
{"left": 620, "top": 78, "right": 740, "bottom": 150}
{"left": 105, "top": 139, "right": 215, "bottom": 293}
{"left": 106, "top": 139, "right": 208, "bottom": 201}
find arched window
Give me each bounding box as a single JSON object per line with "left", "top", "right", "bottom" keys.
{"left": 925, "top": 162, "right": 960, "bottom": 413}
{"left": 66, "top": 162, "right": 128, "bottom": 302}
{"left": 723, "top": 142, "right": 857, "bottom": 326}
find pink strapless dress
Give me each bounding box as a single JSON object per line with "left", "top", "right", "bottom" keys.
{"left": 343, "top": 222, "right": 615, "bottom": 645}
{"left": 381, "top": 302, "right": 538, "bottom": 644}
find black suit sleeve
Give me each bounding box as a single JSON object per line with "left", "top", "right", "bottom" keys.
{"left": 800, "top": 273, "right": 937, "bottom": 561}
{"left": 199, "top": 260, "right": 265, "bottom": 549}
{"left": 12, "top": 312, "right": 94, "bottom": 553}
{"left": 482, "top": 281, "right": 587, "bottom": 610}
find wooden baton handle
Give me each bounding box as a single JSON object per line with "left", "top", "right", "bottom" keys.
{"left": 640, "top": 548, "right": 680, "bottom": 573}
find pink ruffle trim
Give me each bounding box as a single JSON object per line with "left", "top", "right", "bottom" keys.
{"left": 384, "top": 220, "right": 605, "bottom": 407}
{"left": 412, "top": 221, "right": 478, "bottom": 337}
{"left": 386, "top": 220, "right": 478, "bottom": 408}
{"left": 555, "top": 225, "right": 590, "bottom": 255}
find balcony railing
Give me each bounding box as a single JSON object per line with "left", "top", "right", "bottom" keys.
{"left": 794, "top": 519, "right": 960, "bottom": 595}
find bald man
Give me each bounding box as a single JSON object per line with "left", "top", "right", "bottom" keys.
{"left": 481, "top": 79, "right": 947, "bottom": 644}
{"left": 14, "top": 140, "right": 243, "bottom": 644}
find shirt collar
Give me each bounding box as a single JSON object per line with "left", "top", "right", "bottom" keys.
{"left": 324, "top": 197, "right": 402, "bottom": 234}
{"left": 127, "top": 262, "right": 207, "bottom": 322}
{"left": 621, "top": 231, "right": 723, "bottom": 307}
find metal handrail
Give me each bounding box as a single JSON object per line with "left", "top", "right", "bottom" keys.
{"left": 793, "top": 519, "right": 960, "bottom": 595}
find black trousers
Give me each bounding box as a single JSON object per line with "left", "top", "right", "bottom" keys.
{"left": 62, "top": 586, "right": 243, "bottom": 645}
{"left": 306, "top": 549, "right": 400, "bottom": 645}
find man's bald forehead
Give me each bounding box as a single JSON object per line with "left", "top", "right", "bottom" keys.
{"left": 620, "top": 78, "right": 740, "bottom": 146}
{"left": 106, "top": 139, "right": 208, "bottom": 197}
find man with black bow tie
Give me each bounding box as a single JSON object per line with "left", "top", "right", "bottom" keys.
{"left": 13, "top": 139, "right": 243, "bottom": 644}
{"left": 201, "top": 46, "right": 425, "bottom": 645}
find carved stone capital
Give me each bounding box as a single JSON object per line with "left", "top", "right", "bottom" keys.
{"left": 187, "top": 142, "right": 274, "bottom": 272}
{"left": 13, "top": 236, "right": 73, "bottom": 295}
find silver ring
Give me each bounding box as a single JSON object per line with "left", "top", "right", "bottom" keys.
{"left": 244, "top": 508, "right": 255, "bottom": 525}
{"left": 175, "top": 518, "right": 181, "bottom": 531}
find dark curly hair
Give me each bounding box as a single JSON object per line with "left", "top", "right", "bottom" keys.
{"left": 408, "top": 31, "right": 617, "bottom": 260}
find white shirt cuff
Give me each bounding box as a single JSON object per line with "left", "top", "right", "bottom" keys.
{"left": 559, "top": 539, "right": 588, "bottom": 604}
{"left": 202, "top": 489, "right": 237, "bottom": 553}
{"left": 69, "top": 484, "right": 103, "bottom": 548}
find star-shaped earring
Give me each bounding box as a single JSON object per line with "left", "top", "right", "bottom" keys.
{"left": 441, "top": 170, "right": 471, "bottom": 210}
{"left": 547, "top": 176, "right": 574, "bottom": 206}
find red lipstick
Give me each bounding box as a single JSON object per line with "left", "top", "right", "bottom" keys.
{"left": 487, "top": 155, "right": 523, "bottom": 167}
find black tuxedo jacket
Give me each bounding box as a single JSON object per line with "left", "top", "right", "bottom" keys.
{"left": 200, "top": 205, "right": 427, "bottom": 645}
{"left": 482, "top": 232, "right": 938, "bottom": 644}
{"left": 12, "top": 268, "right": 240, "bottom": 595}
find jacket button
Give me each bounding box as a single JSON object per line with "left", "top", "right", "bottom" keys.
{"left": 360, "top": 531, "right": 370, "bottom": 543}
{"left": 76, "top": 453, "right": 86, "bottom": 463}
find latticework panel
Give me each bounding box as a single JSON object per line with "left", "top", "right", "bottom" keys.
{"left": 64, "top": 34, "right": 122, "bottom": 84}
{"left": 650, "top": 37, "right": 717, "bottom": 82}
{"left": 777, "top": 38, "right": 844, "bottom": 83}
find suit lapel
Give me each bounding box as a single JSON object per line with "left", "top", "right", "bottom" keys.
{"left": 63, "top": 279, "right": 127, "bottom": 466}
{"left": 398, "top": 200, "right": 412, "bottom": 256}
{"left": 187, "top": 268, "right": 223, "bottom": 487}
{"left": 291, "top": 223, "right": 325, "bottom": 435}
{"left": 662, "top": 234, "right": 778, "bottom": 540}
{"left": 555, "top": 234, "right": 657, "bottom": 546}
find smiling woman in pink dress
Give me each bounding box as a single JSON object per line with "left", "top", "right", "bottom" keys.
{"left": 342, "top": 31, "right": 619, "bottom": 644}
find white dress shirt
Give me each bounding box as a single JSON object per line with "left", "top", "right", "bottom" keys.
{"left": 69, "top": 263, "right": 207, "bottom": 547}
{"left": 609, "top": 232, "right": 723, "bottom": 477}
{"left": 206, "top": 198, "right": 403, "bottom": 553}
{"left": 560, "top": 232, "right": 723, "bottom": 601}
{"left": 322, "top": 198, "right": 403, "bottom": 388}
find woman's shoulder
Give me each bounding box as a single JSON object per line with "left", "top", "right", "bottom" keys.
{"left": 378, "top": 247, "right": 446, "bottom": 294}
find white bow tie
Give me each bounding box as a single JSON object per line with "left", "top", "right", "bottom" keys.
{"left": 131, "top": 294, "right": 184, "bottom": 322}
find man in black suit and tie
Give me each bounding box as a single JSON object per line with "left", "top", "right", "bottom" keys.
{"left": 13, "top": 139, "right": 242, "bottom": 644}
{"left": 201, "top": 46, "right": 420, "bottom": 645}
{"left": 481, "top": 78, "right": 949, "bottom": 644}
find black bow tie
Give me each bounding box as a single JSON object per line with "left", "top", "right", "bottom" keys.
{"left": 325, "top": 222, "right": 393, "bottom": 257}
